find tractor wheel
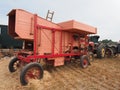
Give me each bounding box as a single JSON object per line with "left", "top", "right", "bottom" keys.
{"left": 106, "top": 48, "right": 113, "bottom": 58}
{"left": 20, "top": 62, "right": 43, "bottom": 85}
{"left": 80, "top": 55, "right": 89, "bottom": 68}
{"left": 8, "top": 57, "right": 20, "bottom": 72}
{"left": 88, "top": 52, "right": 94, "bottom": 62}
{"left": 97, "top": 44, "right": 106, "bottom": 58}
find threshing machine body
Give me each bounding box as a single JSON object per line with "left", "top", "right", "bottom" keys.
{"left": 8, "top": 9, "right": 97, "bottom": 66}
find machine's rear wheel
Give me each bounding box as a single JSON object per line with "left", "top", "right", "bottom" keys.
{"left": 20, "top": 62, "right": 43, "bottom": 85}
{"left": 9, "top": 57, "right": 20, "bottom": 72}
{"left": 80, "top": 55, "right": 89, "bottom": 68}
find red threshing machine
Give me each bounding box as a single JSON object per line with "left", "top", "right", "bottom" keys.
{"left": 8, "top": 9, "right": 97, "bottom": 85}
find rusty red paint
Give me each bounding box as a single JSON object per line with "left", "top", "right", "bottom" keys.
{"left": 8, "top": 9, "right": 97, "bottom": 66}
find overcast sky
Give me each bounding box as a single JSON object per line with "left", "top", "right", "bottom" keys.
{"left": 0, "top": 0, "right": 120, "bottom": 41}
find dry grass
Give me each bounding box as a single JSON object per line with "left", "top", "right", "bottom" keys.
{"left": 0, "top": 56, "right": 120, "bottom": 90}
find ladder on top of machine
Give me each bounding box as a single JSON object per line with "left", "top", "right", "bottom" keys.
{"left": 46, "top": 10, "right": 54, "bottom": 22}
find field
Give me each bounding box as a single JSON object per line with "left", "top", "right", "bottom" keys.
{"left": 0, "top": 56, "right": 120, "bottom": 90}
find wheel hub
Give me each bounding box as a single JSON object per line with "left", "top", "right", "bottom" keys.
{"left": 101, "top": 48, "right": 105, "bottom": 57}
{"left": 83, "top": 59, "right": 87, "bottom": 65}
{"left": 25, "top": 67, "right": 40, "bottom": 82}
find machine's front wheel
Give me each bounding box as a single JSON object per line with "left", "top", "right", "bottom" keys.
{"left": 9, "top": 57, "right": 20, "bottom": 72}
{"left": 80, "top": 55, "right": 89, "bottom": 68}
{"left": 20, "top": 62, "right": 43, "bottom": 85}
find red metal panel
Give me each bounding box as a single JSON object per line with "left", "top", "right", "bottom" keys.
{"left": 8, "top": 9, "right": 61, "bottom": 40}
{"left": 52, "top": 30, "right": 55, "bottom": 54}
{"left": 59, "top": 31, "right": 62, "bottom": 54}
{"left": 54, "top": 57, "right": 64, "bottom": 66}
{"left": 54, "top": 31, "right": 61, "bottom": 54}
{"left": 15, "top": 9, "right": 34, "bottom": 40}
{"left": 38, "top": 29, "right": 52, "bottom": 55}
{"left": 34, "top": 14, "right": 37, "bottom": 55}
{"left": 58, "top": 20, "right": 97, "bottom": 34}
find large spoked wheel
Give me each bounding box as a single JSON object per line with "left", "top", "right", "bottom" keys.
{"left": 80, "top": 55, "right": 89, "bottom": 68}
{"left": 9, "top": 57, "right": 20, "bottom": 72}
{"left": 20, "top": 62, "right": 43, "bottom": 85}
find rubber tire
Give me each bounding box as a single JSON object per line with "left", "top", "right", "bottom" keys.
{"left": 80, "top": 55, "right": 89, "bottom": 68}
{"left": 97, "top": 44, "right": 106, "bottom": 59}
{"left": 106, "top": 48, "right": 113, "bottom": 58}
{"left": 20, "top": 62, "right": 43, "bottom": 85}
{"left": 8, "top": 57, "right": 19, "bottom": 72}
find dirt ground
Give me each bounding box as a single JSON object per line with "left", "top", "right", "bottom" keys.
{"left": 0, "top": 56, "right": 120, "bottom": 90}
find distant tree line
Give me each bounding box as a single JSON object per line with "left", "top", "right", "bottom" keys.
{"left": 99, "top": 39, "right": 117, "bottom": 44}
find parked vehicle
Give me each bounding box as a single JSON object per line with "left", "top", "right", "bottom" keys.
{"left": 89, "top": 35, "right": 120, "bottom": 59}
{"left": 105, "top": 42, "right": 120, "bottom": 57}
{"left": 8, "top": 9, "right": 97, "bottom": 85}
{"left": 89, "top": 35, "right": 106, "bottom": 59}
